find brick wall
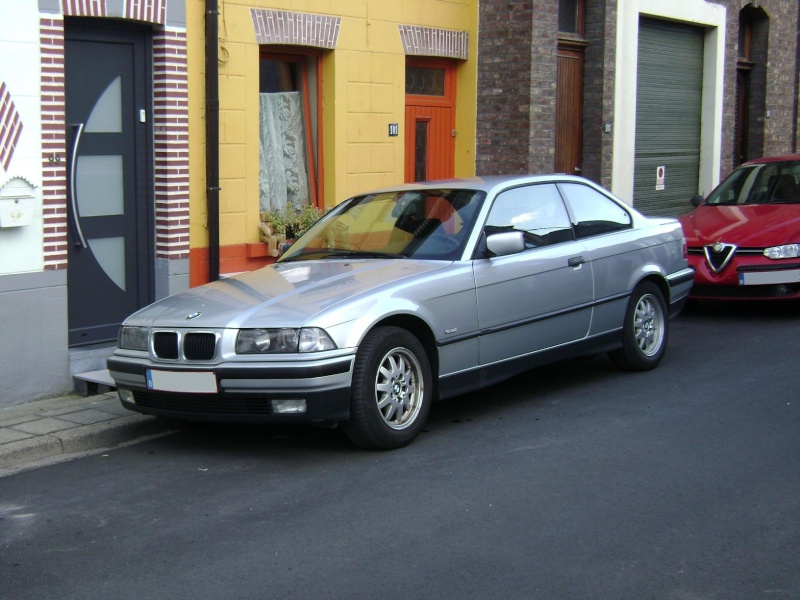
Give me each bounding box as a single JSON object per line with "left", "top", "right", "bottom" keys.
{"left": 152, "top": 29, "right": 189, "bottom": 262}
{"left": 476, "top": 0, "right": 534, "bottom": 175}
{"left": 759, "top": 0, "right": 799, "bottom": 157}
{"left": 477, "top": 0, "right": 799, "bottom": 186}
{"left": 40, "top": 16, "right": 67, "bottom": 271}
{"left": 581, "top": 0, "right": 615, "bottom": 187}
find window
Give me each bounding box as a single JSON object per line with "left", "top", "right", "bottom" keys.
{"left": 258, "top": 50, "right": 321, "bottom": 215}
{"left": 558, "top": 183, "right": 632, "bottom": 238}
{"left": 486, "top": 184, "right": 574, "bottom": 248}
{"left": 405, "top": 67, "right": 446, "bottom": 96}
{"left": 738, "top": 11, "right": 752, "bottom": 60}
{"left": 558, "top": 0, "right": 585, "bottom": 36}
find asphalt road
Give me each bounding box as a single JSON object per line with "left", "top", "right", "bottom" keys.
{"left": 1, "top": 301, "right": 798, "bottom": 599}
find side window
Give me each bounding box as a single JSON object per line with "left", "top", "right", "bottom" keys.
{"left": 558, "top": 183, "right": 632, "bottom": 238}
{"left": 486, "top": 184, "right": 574, "bottom": 248}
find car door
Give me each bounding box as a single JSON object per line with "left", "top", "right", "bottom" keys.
{"left": 473, "top": 183, "right": 593, "bottom": 367}
{"left": 556, "top": 182, "right": 636, "bottom": 335}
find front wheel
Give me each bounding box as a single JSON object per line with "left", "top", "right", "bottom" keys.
{"left": 342, "top": 326, "right": 432, "bottom": 450}
{"left": 609, "top": 282, "right": 668, "bottom": 371}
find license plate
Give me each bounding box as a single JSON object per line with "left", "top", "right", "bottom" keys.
{"left": 146, "top": 369, "right": 217, "bottom": 393}
{"left": 739, "top": 270, "right": 800, "bottom": 285}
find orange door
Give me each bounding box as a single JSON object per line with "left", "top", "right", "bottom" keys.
{"left": 405, "top": 59, "right": 455, "bottom": 182}
{"left": 405, "top": 105, "right": 454, "bottom": 182}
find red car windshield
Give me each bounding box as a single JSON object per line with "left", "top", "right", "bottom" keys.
{"left": 706, "top": 160, "right": 800, "bottom": 205}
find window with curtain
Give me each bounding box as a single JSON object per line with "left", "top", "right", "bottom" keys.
{"left": 259, "top": 52, "right": 320, "bottom": 214}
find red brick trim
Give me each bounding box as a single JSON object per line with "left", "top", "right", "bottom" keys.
{"left": 125, "top": 0, "right": 167, "bottom": 25}
{"left": 61, "top": 0, "right": 106, "bottom": 18}
{"left": 250, "top": 9, "right": 340, "bottom": 49}
{"left": 398, "top": 25, "right": 469, "bottom": 60}
{"left": 153, "top": 29, "right": 190, "bottom": 261}
{"left": 40, "top": 17, "right": 68, "bottom": 271}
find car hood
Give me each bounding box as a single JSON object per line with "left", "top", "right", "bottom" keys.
{"left": 124, "top": 259, "right": 449, "bottom": 329}
{"left": 679, "top": 204, "right": 800, "bottom": 247}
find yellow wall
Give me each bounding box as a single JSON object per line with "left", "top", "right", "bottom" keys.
{"left": 187, "top": 0, "right": 478, "bottom": 249}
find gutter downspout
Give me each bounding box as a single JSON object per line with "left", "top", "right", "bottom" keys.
{"left": 205, "top": 0, "right": 220, "bottom": 281}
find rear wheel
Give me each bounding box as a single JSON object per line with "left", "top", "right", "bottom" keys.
{"left": 342, "top": 326, "right": 432, "bottom": 449}
{"left": 609, "top": 281, "right": 668, "bottom": 371}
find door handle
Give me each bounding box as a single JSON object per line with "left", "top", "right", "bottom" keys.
{"left": 568, "top": 256, "right": 585, "bottom": 267}
{"left": 69, "top": 122, "right": 88, "bottom": 249}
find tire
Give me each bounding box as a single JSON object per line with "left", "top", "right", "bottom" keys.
{"left": 609, "top": 281, "right": 668, "bottom": 371}
{"left": 342, "top": 326, "right": 432, "bottom": 450}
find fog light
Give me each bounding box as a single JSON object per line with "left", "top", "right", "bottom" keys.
{"left": 271, "top": 399, "right": 307, "bottom": 414}
{"left": 118, "top": 388, "right": 135, "bottom": 404}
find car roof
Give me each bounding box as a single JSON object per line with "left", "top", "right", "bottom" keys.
{"left": 363, "top": 174, "right": 591, "bottom": 195}
{"left": 742, "top": 154, "right": 800, "bottom": 166}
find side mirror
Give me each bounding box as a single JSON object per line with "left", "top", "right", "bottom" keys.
{"left": 486, "top": 231, "right": 524, "bottom": 257}
{"left": 690, "top": 194, "right": 705, "bottom": 208}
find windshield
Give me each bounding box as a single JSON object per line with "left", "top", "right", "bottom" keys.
{"left": 279, "top": 189, "right": 485, "bottom": 262}
{"left": 706, "top": 160, "right": 800, "bottom": 205}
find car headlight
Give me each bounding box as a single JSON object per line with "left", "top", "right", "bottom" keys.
{"left": 119, "top": 326, "right": 149, "bottom": 351}
{"left": 763, "top": 244, "right": 800, "bottom": 260}
{"left": 236, "top": 328, "right": 337, "bottom": 354}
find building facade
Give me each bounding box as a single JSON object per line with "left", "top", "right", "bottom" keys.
{"left": 0, "top": 0, "right": 189, "bottom": 406}
{"left": 0, "top": 0, "right": 478, "bottom": 407}
{"left": 477, "top": 0, "right": 800, "bottom": 216}
{"left": 0, "top": 0, "right": 798, "bottom": 406}
{"left": 185, "top": 0, "right": 479, "bottom": 286}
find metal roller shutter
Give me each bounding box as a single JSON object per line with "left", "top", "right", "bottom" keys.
{"left": 634, "top": 18, "right": 704, "bottom": 217}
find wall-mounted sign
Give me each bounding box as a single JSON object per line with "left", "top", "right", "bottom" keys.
{"left": 388, "top": 123, "right": 399, "bottom": 137}
{"left": 656, "top": 166, "right": 665, "bottom": 191}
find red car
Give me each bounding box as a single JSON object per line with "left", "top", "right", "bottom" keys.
{"left": 679, "top": 155, "right": 800, "bottom": 300}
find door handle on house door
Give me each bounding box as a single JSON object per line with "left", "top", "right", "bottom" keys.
{"left": 69, "top": 123, "right": 88, "bottom": 249}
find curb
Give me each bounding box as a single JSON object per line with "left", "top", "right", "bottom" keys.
{"left": 0, "top": 395, "right": 174, "bottom": 475}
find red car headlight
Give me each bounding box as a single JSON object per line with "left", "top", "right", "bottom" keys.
{"left": 763, "top": 244, "right": 800, "bottom": 260}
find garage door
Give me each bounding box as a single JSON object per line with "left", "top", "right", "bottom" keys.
{"left": 634, "top": 18, "right": 704, "bottom": 217}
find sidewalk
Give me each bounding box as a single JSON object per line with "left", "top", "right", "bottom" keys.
{"left": 0, "top": 391, "right": 173, "bottom": 475}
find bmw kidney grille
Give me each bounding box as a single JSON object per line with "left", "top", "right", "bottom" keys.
{"left": 152, "top": 331, "right": 216, "bottom": 361}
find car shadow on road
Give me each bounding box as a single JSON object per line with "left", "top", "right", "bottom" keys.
{"left": 680, "top": 298, "right": 799, "bottom": 321}
{"left": 148, "top": 353, "right": 623, "bottom": 456}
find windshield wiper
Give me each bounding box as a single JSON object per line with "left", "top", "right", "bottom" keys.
{"left": 280, "top": 249, "right": 407, "bottom": 262}
{"left": 320, "top": 250, "right": 407, "bottom": 260}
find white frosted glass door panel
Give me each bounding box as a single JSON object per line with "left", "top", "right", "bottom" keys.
{"left": 85, "top": 76, "right": 122, "bottom": 133}
{"left": 88, "top": 236, "right": 126, "bottom": 291}
{"left": 76, "top": 155, "right": 124, "bottom": 216}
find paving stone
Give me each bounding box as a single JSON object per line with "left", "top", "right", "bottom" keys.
{"left": 0, "top": 414, "right": 40, "bottom": 428}
{"left": 0, "top": 428, "right": 34, "bottom": 444}
{"left": 58, "top": 409, "right": 118, "bottom": 425}
{"left": 11, "top": 417, "right": 79, "bottom": 435}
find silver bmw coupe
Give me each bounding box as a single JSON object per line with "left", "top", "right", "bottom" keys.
{"left": 108, "top": 175, "right": 694, "bottom": 449}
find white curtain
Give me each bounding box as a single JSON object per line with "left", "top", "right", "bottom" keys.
{"left": 259, "top": 92, "right": 310, "bottom": 213}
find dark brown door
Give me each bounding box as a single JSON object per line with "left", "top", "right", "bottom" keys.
{"left": 555, "top": 43, "right": 585, "bottom": 175}
{"left": 735, "top": 65, "right": 751, "bottom": 166}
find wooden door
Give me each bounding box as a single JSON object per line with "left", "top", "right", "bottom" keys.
{"left": 555, "top": 42, "right": 585, "bottom": 176}
{"left": 405, "top": 105, "right": 453, "bottom": 182}
{"left": 405, "top": 59, "right": 455, "bottom": 182}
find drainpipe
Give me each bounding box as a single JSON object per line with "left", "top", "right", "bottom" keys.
{"left": 205, "top": 0, "right": 220, "bottom": 281}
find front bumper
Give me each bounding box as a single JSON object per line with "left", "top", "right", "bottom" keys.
{"left": 687, "top": 251, "right": 800, "bottom": 300}
{"left": 107, "top": 354, "right": 354, "bottom": 423}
